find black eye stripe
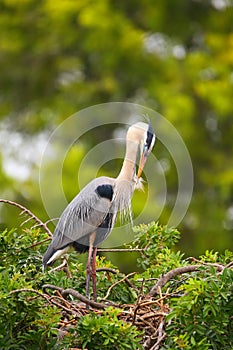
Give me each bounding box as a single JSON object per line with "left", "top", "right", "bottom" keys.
{"left": 146, "top": 124, "right": 155, "bottom": 149}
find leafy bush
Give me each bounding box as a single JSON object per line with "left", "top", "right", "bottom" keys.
{"left": 127, "top": 222, "right": 233, "bottom": 349}
{"left": 65, "top": 307, "right": 142, "bottom": 350}
{"left": 165, "top": 266, "right": 233, "bottom": 349}
{"left": 0, "top": 209, "right": 232, "bottom": 349}
{"left": 130, "top": 222, "right": 183, "bottom": 271}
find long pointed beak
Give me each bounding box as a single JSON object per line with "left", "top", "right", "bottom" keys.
{"left": 137, "top": 152, "right": 148, "bottom": 178}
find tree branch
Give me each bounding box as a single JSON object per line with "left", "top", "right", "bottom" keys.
{"left": 96, "top": 267, "right": 118, "bottom": 274}
{"left": 97, "top": 248, "right": 144, "bottom": 253}
{"left": 61, "top": 288, "right": 107, "bottom": 309}
{"left": 190, "top": 257, "right": 225, "bottom": 271}
{"left": 9, "top": 288, "right": 50, "bottom": 301}
{"left": 26, "top": 237, "right": 51, "bottom": 249}
{"left": 42, "top": 284, "right": 64, "bottom": 294}
{"left": 148, "top": 265, "right": 200, "bottom": 297}
{"left": 0, "top": 199, "right": 52, "bottom": 237}
{"left": 102, "top": 272, "right": 136, "bottom": 300}
{"left": 42, "top": 284, "right": 108, "bottom": 309}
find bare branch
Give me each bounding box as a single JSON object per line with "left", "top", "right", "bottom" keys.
{"left": 224, "top": 261, "right": 233, "bottom": 269}
{"left": 26, "top": 237, "right": 51, "bottom": 249}
{"left": 151, "top": 321, "right": 166, "bottom": 350}
{"left": 102, "top": 272, "right": 136, "bottom": 300}
{"left": 148, "top": 265, "right": 200, "bottom": 297}
{"left": 20, "top": 216, "right": 34, "bottom": 226}
{"left": 9, "top": 288, "right": 50, "bottom": 301}
{"left": 148, "top": 262, "right": 228, "bottom": 297}
{"left": 44, "top": 217, "right": 59, "bottom": 225}
{"left": 61, "top": 288, "right": 108, "bottom": 309}
{"left": 97, "top": 248, "right": 144, "bottom": 253}
{"left": 48, "top": 295, "right": 81, "bottom": 315}
{"left": 96, "top": 267, "right": 118, "bottom": 274}
{"left": 43, "top": 283, "right": 109, "bottom": 309}
{"left": 96, "top": 268, "right": 138, "bottom": 292}
{"left": 190, "top": 257, "right": 225, "bottom": 271}
{"left": 43, "top": 284, "right": 63, "bottom": 296}
{"left": 0, "top": 199, "right": 52, "bottom": 237}
{"left": 49, "top": 258, "right": 72, "bottom": 278}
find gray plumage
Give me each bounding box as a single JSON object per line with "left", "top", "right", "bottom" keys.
{"left": 43, "top": 176, "right": 132, "bottom": 267}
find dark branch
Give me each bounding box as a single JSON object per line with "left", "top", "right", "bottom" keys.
{"left": 42, "top": 284, "right": 64, "bottom": 294}
{"left": 148, "top": 265, "right": 200, "bottom": 297}
{"left": 96, "top": 267, "right": 118, "bottom": 274}
{"left": 61, "top": 288, "right": 107, "bottom": 309}
{"left": 147, "top": 262, "right": 226, "bottom": 297}
{"left": 42, "top": 284, "right": 108, "bottom": 309}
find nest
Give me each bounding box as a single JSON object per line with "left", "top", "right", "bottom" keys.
{"left": 38, "top": 283, "right": 170, "bottom": 350}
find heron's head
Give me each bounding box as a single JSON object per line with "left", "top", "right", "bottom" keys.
{"left": 127, "top": 122, "right": 156, "bottom": 178}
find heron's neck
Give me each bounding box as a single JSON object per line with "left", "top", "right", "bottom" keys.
{"left": 117, "top": 139, "right": 138, "bottom": 182}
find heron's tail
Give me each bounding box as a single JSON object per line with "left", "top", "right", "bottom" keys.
{"left": 42, "top": 243, "right": 70, "bottom": 269}
{"left": 42, "top": 243, "right": 56, "bottom": 268}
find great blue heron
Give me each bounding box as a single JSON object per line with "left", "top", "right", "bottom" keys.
{"left": 43, "top": 122, "right": 155, "bottom": 301}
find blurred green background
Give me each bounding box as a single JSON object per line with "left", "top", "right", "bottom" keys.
{"left": 0, "top": 0, "right": 232, "bottom": 264}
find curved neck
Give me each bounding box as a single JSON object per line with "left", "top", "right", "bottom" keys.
{"left": 117, "top": 139, "right": 139, "bottom": 181}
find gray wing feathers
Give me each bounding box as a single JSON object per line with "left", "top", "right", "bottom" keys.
{"left": 51, "top": 177, "right": 114, "bottom": 250}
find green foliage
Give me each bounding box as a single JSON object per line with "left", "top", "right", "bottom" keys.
{"left": 129, "top": 222, "right": 233, "bottom": 349}
{"left": 0, "top": 229, "right": 58, "bottom": 349}
{"left": 0, "top": 221, "right": 232, "bottom": 349}
{"left": 0, "top": 225, "right": 142, "bottom": 349}
{"left": 68, "top": 307, "right": 142, "bottom": 350}
{"left": 93, "top": 256, "right": 138, "bottom": 304}
{"left": 127, "top": 222, "right": 184, "bottom": 284}
{"left": 165, "top": 268, "right": 233, "bottom": 349}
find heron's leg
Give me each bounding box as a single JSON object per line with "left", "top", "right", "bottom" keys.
{"left": 86, "top": 244, "right": 93, "bottom": 302}
{"left": 86, "top": 232, "right": 96, "bottom": 306}
{"left": 91, "top": 247, "right": 97, "bottom": 302}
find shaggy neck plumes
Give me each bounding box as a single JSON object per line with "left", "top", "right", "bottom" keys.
{"left": 113, "top": 138, "right": 139, "bottom": 223}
